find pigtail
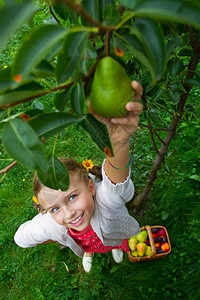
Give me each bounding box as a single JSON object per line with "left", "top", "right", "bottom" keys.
{"left": 89, "top": 165, "right": 102, "bottom": 181}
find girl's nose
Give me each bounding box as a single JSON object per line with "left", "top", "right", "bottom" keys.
{"left": 63, "top": 206, "right": 75, "bottom": 221}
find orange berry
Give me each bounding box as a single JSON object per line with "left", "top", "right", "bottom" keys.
{"left": 14, "top": 74, "right": 23, "bottom": 83}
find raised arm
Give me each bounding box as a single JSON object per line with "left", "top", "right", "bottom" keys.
{"left": 88, "top": 80, "right": 143, "bottom": 184}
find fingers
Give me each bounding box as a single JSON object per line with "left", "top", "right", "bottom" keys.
{"left": 131, "top": 80, "right": 143, "bottom": 102}
{"left": 111, "top": 101, "right": 143, "bottom": 125}
{"left": 126, "top": 102, "right": 143, "bottom": 114}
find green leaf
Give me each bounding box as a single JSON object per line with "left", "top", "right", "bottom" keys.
{"left": 80, "top": 113, "right": 113, "bottom": 156}
{"left": 51, "top": 1, "right": 69, "bottom": 21}
{"left": 115, "top": 29, "right": 152, "bottom": 71}
{"left": 54, "top": 84, "right": 73, "bottom": 111}
{"left": 0, "top": 67, "right": 12, "bottom": 93}
{"left": 189, "top": 175, "right": 200, "bottom": 181}
{"left": 31, "top": 60, "right": 55, "bottom": 78}
{"left": 56, "top": 31, "right": 89, "bottom": 84}
{"left": 70, "top": 81, "right": 85, "bottom": 117}
{"left": 81, "top": 0, "right": 100, "bottom": 24}
{"left": 13, "top": 25, "right": 69, "bottom": 84}
{"left": 167, "top": 57, "right": 186, "bottom": 76}
{"left": 115, "top": 23, "right": 165, "bottom": 83}
{"left": 0, "top": 2, "right": 33, "bottom": 46}
{"left": 0, "top": 82, "right": 44, "bottom": 107}
{"left": 2, "top": 118, "right": 47, "bottom": 172}
{"left": 131, "top": 18, "right": 166, "bottom": 82}
{"left": 99, "top": 0, "right": 115, "bottom": 22}
{"left": 29, "top": 112, "right": 84, "bottom": 139}
{"left": 23, "top": 109, "right": 44, "bottom": 118}
{"left": 178, "top": 48, "right": 194, "bottom": 57}
{"left": 38, "top": 155, "right": 70, "bottom": 191}
{"left": 185, "top": 78, "right": 200, "bottom": 87}
{"left": 119, "top": 0, "right": 200, "bottom": 28}
{"left": 167, "top": 89, "right": 180, "bottom": 105}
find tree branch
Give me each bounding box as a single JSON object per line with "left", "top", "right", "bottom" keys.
{"left": 0, "top": 82, "right": 74, "bottom": 109}
{"left": 139, "top": 123, "right": 173, "bottom": 131}
{"left": 154, "top": 103, "right": 174, "bottom": 116}
{"left": 133, "top": 47, "right": 200, "bottom": 208}
{"left": 0, "top": 161, "right": 18, "bottom": 174}
{"left": 153, "top": 129, "right": 165, "bottom": 145}
{"left": 59, "top": 0, "right": 115, "bottom": 32}
{"left": 148, "top": 121, "right": 160, "bottom": 155}
{"left": 48, "top": 4, "right": 61, "bottom": 25}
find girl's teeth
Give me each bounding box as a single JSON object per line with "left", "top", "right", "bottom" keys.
{"left": 71, "top": 214, "right": 82, "bottom": 224}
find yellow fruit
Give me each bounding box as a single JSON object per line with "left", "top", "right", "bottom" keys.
{"left": 136, "top": 242, "right": 147, "bottom": 257}
{"left": 145, "top": 246, "right": 152, "bottom": 256}
{"left": 131, "top": 250, "right": 138, "bottom": 257}
{"left": 128, "top": 236, "right": 138, "bottom": 251}
{"left": 90, "top": 56, "right": 135, "bottom": 118}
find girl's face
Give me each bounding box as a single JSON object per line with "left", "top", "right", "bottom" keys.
{"left": 38, "top": 176, "right": 95, "bottom": 231}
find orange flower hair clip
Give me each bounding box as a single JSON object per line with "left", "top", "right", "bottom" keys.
{"left": 82, "top": 159, "right": 94, "bottom": 171}
{"left": 32, "top": 196, "right": 40, "bottom": 205}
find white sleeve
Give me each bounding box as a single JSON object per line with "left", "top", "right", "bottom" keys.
{"left": 14, "top": 213, "right": 63, "bottom": 248}
{"left": 101, "top": 161, "right": 135, "bottom": 205}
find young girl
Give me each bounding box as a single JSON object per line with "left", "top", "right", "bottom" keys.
{"left": 14, "top": 81, "right": 143, "bottom": 273}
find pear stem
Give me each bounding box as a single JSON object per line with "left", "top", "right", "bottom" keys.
{"left": 106, "top": 31, "right": 110, "bottom": 57}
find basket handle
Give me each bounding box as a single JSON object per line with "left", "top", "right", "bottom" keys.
{"left": 142, "top": 225, "right": 156, "bottom": 257}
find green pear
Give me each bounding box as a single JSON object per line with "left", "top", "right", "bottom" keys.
{"left": 136, "top": 243, "right": 147, "bottom": 257}
{"left": 131, "top": 249, "right": 138, "bottom": 257}
{"left": 128, "top": 236, "right": 138, "bottom": 251}
{"left": 90, "top": 56, "right": 135, "bottom": 118}
{"left": 145, "top": 246, "right": 152, "bottom": 256}
{"left": 136, "top": 230, "right": 147, "bottom": 243}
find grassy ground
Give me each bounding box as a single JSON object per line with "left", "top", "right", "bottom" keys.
{"left": 0, "top": 6, "right": 200, "bottom": 299}
{"left": 1, "top": 115, "right": 200, "bottom": 300}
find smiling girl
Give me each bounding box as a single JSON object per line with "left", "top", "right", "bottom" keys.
{"left": 14, "top": 81, "right": 143, "bottom": 272}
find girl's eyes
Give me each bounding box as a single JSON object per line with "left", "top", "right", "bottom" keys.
{"left": 51, "top": 194, "right": 77, "bottom": 213}
{"left": 52, "top": 207, "right": 59, "bottom": 213}
{"left": 69, "top": 194, "right": 76, "bottom": 201}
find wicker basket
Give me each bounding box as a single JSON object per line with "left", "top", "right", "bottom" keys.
{"left": 128, "top": 225, "right": 171, "bottom": 263}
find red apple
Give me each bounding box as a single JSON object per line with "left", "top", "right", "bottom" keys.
{"left": 152, "top": 233, "right": 158, "bottom": 238}
{"left": 161, "top": 243, "right": 170, "bottom": 252}
{"left": 157, "top": 229, "right": 166, "bottom": 238}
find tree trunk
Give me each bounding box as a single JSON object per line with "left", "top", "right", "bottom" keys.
{"left": 133, "top": 47, "right": 200, "bottom": 208}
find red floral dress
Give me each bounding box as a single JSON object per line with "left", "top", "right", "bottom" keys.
{"left": 68, "top": 224, "right": 129, "bottom": 253}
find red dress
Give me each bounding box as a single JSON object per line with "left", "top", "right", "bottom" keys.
{"left": 68, "top": 224, "right": 129, "bottom": 253}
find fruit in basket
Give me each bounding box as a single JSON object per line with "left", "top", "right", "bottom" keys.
{"left": 145, "top": 246, "right": 152, "bottom": 256}
{"left": 131, "top": 250, "right": 139, "bottom": 257}
{"left": 137, "top": 243, "right": 147, "bottom": 257}
{"left": 157, "top": 229, "right": 166, "bottom": 238}
{"left": 162, "top": 236, "right": 168, "bottom": 243}
{"left": 152, "top": 233, "right": 158, "bottom": 238}
{"left": 161, "top": 243, "right": 170, "bottom": 252}
{"left": 128, "top": 236, "right": 138, "bottom": 251}
{"left": 145, "top": 239, "right": 150, "bottom": 246}
{"left": 136, "top": 230, "right": 147, "bottom": 243}
{"left": 156, "top": 247, "right": 165, "bottom": 254}
{"left": 151, "top": 228, "right": 159, "bottom": 233}
{"left": 154, "top": 242, "right": 161, "bottom": 248}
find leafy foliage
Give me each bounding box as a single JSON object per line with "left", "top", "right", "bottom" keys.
{"left": 0, "top": 0, "right": 200, "bottom": 190}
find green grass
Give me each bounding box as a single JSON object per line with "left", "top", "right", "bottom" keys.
{"left": 1, "top": 114, "right": 200, "bottom": 300}
{"left": 1, "top": 4, "right": 200, "bottom": 299}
